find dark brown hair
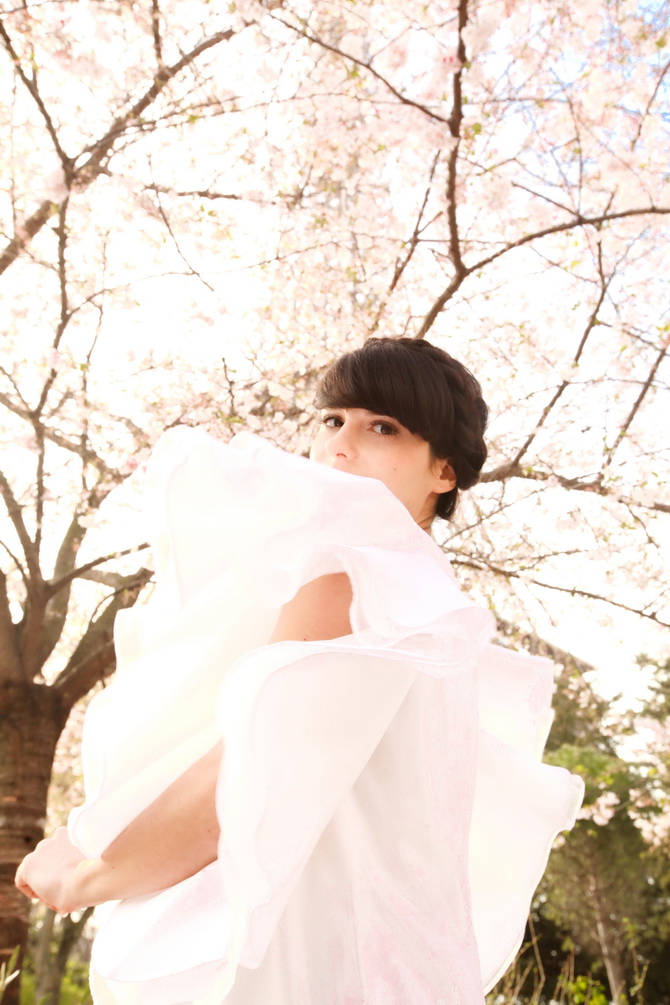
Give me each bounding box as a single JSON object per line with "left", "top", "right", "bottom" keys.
{"left": 314, "top": 337, "right": 488, "bottom": 520}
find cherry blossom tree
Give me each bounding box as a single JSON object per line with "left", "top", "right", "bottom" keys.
{"left": 1, "top": 0, "right": 669, "bottom": 998}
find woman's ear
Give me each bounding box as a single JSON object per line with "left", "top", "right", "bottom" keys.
{"left": 432, "top": 459, "right": 457, "bottom": 494}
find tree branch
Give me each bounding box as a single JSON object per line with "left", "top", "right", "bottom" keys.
{"left": 369, "top": 150, "right": 442, "bottom": 335}
{"left": 271, "top": 13, "right": 450, "bottom": 125}
{"left": 445, "top": 0, "right": 468, "bottom": 278}
{"left": 413, "top": 0, "right": 469, "bottom": 342}
{"left": 0, "top": 568, "right": 22, "bottom": 682}
{"left": 417, "top": 204, "right": 670, "bottom": 335}
{"left": 472, "top": 205, "right": 670, "bottom": 274}
{"left": 145, "top": 183, "right": 272, "bottom": 203}
{"left": 0, "top": 536, "right": 28, "bottom": 593}
{"left": 73, "top": 28, "right": 237, "bottom": 185}
{"left": 151, "top": 0, "right": 163, "bottom": 68}
{"left": 631, "top": 57, "right": 670, "bottom": 150}
{"left": 0, "top": 467, "right": 41, "bottom": 583}
{"left": 507, "top": 244, "right": 611, "bottom": 469}
{"left": 0, "top": 17, "right": 73, "bottom": 173}
{"left": 34, "top": 422, "right": 46, "bottom": 561}
{"left": 478, "top": 463, "right": 668, "bottom": 515}
{"left": 39, "top": 482, "right": 129, "bottom": 667}
{"left": 415, "top": 272, "right": 469, "bottom": 339}
{"left": 149, "top": 171, "right": 214, "bottom": 292}
{"left": 53, "top": 569, "right": 152, "bottom": 709}
{"left": 0, "top": 390, "right": 116, "bottom": 475}
{"left": 48, "top": 543, "right": 150, "bottom": 596}
{"left": 0, "top": 198, "right": 58, "bottom": 277}
{"left": 0, "top": 26, "right": 238, "bottom": 276}
{"left": 35, "top": 200, "right": 71, "bottom": 419}
{"left": 451, "top": 556, "right": 670, "bottom": 628}
{"left": 602, "top": 340, "right": 668, "bottom": 471}
{"left": 32, "top": 195, "right": 76, "bottom": 553}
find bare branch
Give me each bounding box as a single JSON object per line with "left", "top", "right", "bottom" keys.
{"left": 53, "top": 569, "right": 152, "bottom": 709}
{"left": 271, "top": 13, "right": 450, "bottom": 125}
{"left": 151, "top": 0, "right": 163, "bottom": 68}
{"left": 0, "top": 17, "right": 73, "bottom": 173}
{"left": 32, "top": 197, "right": 75, "bottom": 555}
{"left": 0, "top": 198, "right": 58, "bottom": 277}
{"left": 0, "top": 390, "right": 116, "bottom": 476}
{"left": 0, "top": 568, "right": 22, "bottom": 681}
{"left": 78, "top": 566, "right": 151, "bottom": 589}
{"left": 149, "top": 173, "right": 214, "bottom": 292}
{"left": 5, "top": 201, "right": 72, "bottom": 560}
{"left": 145, "top": 183, "right": 253, "bottom": 201}
{"left": 369, "top": 151, "right": 442, "bottom": 335}
{"left": 35, "top": 199, "right": 71, "bottom": 419}
{"left": 39, "top": 480, "right": 132, "bottom": 666}
{"left": 451, "top": 556, "right": 670, "bottom": 628}
{"left": 0, "top": 467, "right": 40, "bottom": 583}
{"left": 472, "top": 205, "right": 670, "bottom": 275}
{"left": 73, "top": 28, "right": 238, "bottom": 183}
{"left": 415, "top": 272, "right": 468, "bottom": 339}
{"left": 0, "top": 365, "right": 30, "bottom": 410}
{"left": 478, "top": 461, "right": 669, "bottom": 517}
{"left": 444, "top": 0, "right": 468, "bottom": 281}
{"left": 507, "top": 244, "right": 611, "bottom": 469}
{"left": 631, "top": 57, "right": 670, "bottom": 150}
{"left": 0, "top": 536, "right": 28, "bottom": 591}
{"left": 603, "top": 340, "right": 668, "bottom": 470}
{"left": 445, "top": 487, "right": 546, "bottom": 545}
{"left": 34, "top": 423, "right": 46, "bottom": 560}
{"left": 49, "top": 543, "right": 150, "bottom": 596}
{"left": 417, "top": 204, "right": 670, "bottom": 335}
{"left": 413, "top": 0, "right": 468, "bottom": 345}
{"left": 509, "top": 181, "right": 581, "bottom": 217}
{"left": 0, "top": 26, "right": 239, "bottom": 276}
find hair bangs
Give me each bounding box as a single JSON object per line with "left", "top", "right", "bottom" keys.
{"left": 314, "top": 343, "right": 442, "bottom": 443}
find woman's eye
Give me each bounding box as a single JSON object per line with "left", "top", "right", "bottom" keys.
{"left": 371, "top": 421, "right": 399, "bottom": 436}
{"left": 322, "top": 415, "right": 343, "bottom": 428}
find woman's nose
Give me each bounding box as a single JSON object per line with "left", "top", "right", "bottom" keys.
{"left": 327, "top": 423, "right": 356, "bottom": 458}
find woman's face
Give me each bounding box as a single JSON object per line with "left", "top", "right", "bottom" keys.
{"left": 310, "top": 407, "right": 455, "bottom": 529}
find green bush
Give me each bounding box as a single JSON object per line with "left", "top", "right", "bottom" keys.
{"left": 20, "top": 968, "right": 91, "bottom": 1005}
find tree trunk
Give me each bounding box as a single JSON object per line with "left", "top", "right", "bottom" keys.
{"left": 588, "top": 866, "right": 628, "bottom": 1005}
{"left": 0, "top": 678, "right": 68, "bottom": 1005}
{"left": 34, "top": 906, "right": 94, "bottom": 1005}
{"left": 33, "top": 906, "right": 56, "bottom": 997}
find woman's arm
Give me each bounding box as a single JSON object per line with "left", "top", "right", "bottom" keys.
{"left": 16, "top": 740, "right": 222, "bottom": 913}
{"left": 269, "top": 572, "right": 352, "bottom": 643}
{"left": 16, "top": 573, "right": 353, "bottom": 913}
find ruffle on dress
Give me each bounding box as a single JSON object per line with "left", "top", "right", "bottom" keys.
{"left": 68, "top": 429, "right": 584, "bottom": 1005}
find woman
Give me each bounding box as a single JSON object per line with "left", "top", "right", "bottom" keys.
{"left": 17, "top": 338, "right": 584, "bottom": 1004}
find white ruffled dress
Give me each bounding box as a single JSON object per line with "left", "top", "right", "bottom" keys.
{"left": 68, "top": 429, "right": 584, "bottom": 1005}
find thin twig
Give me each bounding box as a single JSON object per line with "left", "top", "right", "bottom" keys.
{"left": 0, "top": 26, "right": 239, "bottom": 275}
{"left": 603, "top": 340, "right": 668, "bottom": 470}
{"left": 270, "top": 12, "right": 450, "bottom": 125}
{"left": 0, "top": 17, "right": 73, "bottom": 173}
{"left": 369, "top": 151, "right": 442, "bottom": 335}
{"left": 452, "top": 556, "right": 670, "bottom": 627}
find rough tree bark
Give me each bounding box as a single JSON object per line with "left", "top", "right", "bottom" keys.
{"left": 0, "top": 683, "right": 67, "bottom": 1005}
{"left": 0, "top": 569, "right": 150, "bottom": 1005}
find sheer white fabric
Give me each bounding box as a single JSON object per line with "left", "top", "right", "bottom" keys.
{"left": 68, "top": 429, "right": 584, "bottom": 1005}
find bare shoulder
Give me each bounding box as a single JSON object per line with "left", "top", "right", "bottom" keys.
{"left": 269, "top": 573, "right": 353, "bottom": 643}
